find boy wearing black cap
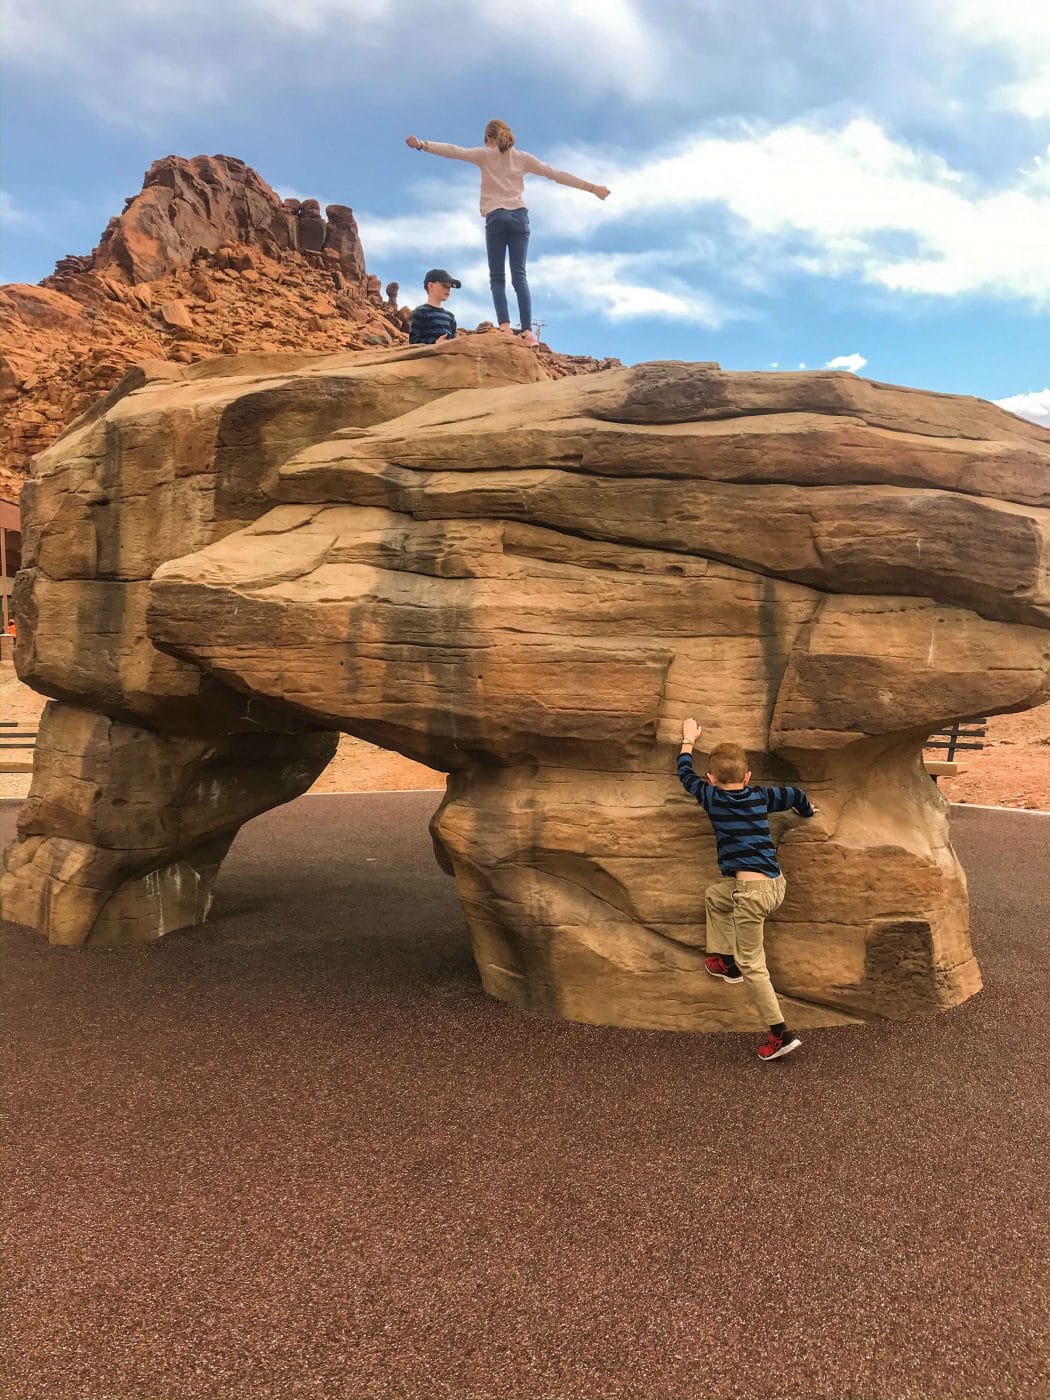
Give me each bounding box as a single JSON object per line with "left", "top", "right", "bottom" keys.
{"left": 409, "top": 269, "right": 461, "bottom": 344}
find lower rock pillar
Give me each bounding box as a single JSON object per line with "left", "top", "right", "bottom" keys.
{"left": 431, "top": 762, "right": 980, "bottom": 1031}
{"left": 1, "top": 702, "right": 338, "bottom": 946}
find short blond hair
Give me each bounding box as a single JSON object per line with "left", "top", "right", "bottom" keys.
{"left": 707, "top": 742, "right": 749, "bottom": 785}
{"left": 485, "top": 119, "right": 515, "bottom": 153}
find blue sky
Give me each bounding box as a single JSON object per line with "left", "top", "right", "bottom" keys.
{"left": 2, "top": 0, "right": 1047, "bottom": 423}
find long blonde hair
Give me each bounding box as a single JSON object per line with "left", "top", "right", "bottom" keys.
{"left": 485, "top": 119, "right": 515, "bottom": 153}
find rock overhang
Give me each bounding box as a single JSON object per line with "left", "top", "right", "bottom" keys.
{"left": 6, "top": 339, "right": 1049, "bottom": 1029}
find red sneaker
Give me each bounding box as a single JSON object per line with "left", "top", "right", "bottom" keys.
{"left": 705, "top": 955, "right": 743, "bottom": 984}
{"left": 757, "top": 1029, "right": 802, "bottom": 1061}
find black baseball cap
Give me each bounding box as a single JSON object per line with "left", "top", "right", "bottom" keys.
{"left": 423, "top": 268, "right": 462, "bottom": 289}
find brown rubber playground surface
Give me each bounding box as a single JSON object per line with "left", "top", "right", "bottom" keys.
{"left": 3, "top": 794, "right": 1048, "bottom": 1400}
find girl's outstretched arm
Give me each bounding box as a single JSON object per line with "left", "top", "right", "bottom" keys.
{"left": 520, "top": 151, "right": 610, "bottom": 199}
{"left": 405, "top": 136, "right": 486, "bottom": 165}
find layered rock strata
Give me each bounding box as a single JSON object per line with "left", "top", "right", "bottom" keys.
{"left": 5, "top": 341, "right": 1049, "bottom": 1032}
{"left": 2, "top": 338, "right": 546, "bottom": 944}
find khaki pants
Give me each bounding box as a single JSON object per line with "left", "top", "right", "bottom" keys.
{"left": 705, "top": 875, "right": 787, "bottom": 1026}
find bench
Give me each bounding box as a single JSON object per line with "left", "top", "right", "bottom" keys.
{"left": 924, "top": 719, "right": 987, "bottom": 782}
{"left": 0, "top": 718, "right": 39, "bottom": 774}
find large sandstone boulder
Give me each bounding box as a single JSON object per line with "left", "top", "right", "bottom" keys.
{"left": 5, "top": 340, "right": 1049, "bottom": 1033}
{"left": 3, "top": 338, "right": 545, "bottom": 944}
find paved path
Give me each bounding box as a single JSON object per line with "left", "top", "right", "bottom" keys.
{"left": 3, "top": 796, "right": 1047, "bottom": 1400}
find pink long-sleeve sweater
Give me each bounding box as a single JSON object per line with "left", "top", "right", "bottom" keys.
{"left": 419, "top": 141, "right": 599, "bottom": 216}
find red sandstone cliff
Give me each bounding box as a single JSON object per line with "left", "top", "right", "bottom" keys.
{"left": 52, "top": 154, "right": 369, "bottom": 288}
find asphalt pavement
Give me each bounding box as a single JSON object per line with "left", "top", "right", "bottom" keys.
{"left": 3, "top": 794, "right": 1047, "bottom": 1400}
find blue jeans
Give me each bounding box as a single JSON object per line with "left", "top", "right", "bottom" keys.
{"left": 485, "top": 207, "right": 531, "bottom": 330}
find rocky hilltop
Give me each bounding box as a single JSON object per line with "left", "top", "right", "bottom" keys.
{"left": 1, "top": 154, "right": 616, "bottom": 498}
{"left": 5, "top": 337, "right": 1048, "bottom": 1034}
{"left": 71, "top": 153, "right": 368, "bottom": 286}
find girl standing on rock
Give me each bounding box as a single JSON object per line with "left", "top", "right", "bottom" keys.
{"left": 405, "top": 120, "right": 610, "bottom": 345}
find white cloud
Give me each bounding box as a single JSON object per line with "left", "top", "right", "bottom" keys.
{"left": 243, "top": 0, "right": 396, "bottom": 33}
{"left": 357, "top": 208, "right": 483, "bottom": 259}
{"left": 1, "top": 0, "right": 669, "bottom": 117}
{"left": 251, "top": 0, "right": 1050, "bottom": 124}
{"left": 1000, "top": 73, "right": 1050, "bottom": 120}
{"left": 594, "top": 121, "right": 1048, "bottom": 305}
{"left": 2, "top": 0, "right": 230, "bottom": 127}
{"left": 247, "top": 0, "right": 664, "bottom": 94}
{"left": 2, "top": 0, "right": 1048, "bottom": 144}
{"left": 529, "top": 252, "right": 728, "bottom": 326}
{"left": 593, "top": 120, "right": 1050, "bottom": 306}
{"left": 939, "top": 0, "right": 1050, "bottom": 119}
{"left": 994, "top": 387, "right": 1050, "bottom": 426}
{"left": 483, "top": 0, "right": 666, "bottom": 102}
{"left": 0, "top": 191, "right": 39, "bottom": 229}
{"left": 7, "top": 0, "right": 1045, "bottom": 142}
{"left": 826, "top": 353, "right": 868, "bottom": 373}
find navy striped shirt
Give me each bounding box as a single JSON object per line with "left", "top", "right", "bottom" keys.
{"left": 409, "top": 303, "right": 457, "bottom": 344}
{"left": 677, "top": 752, "right": 814, "bottom": 877}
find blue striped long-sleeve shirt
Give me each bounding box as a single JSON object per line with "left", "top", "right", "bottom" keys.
{"left": 409, "top": 303, "right": 457, "bottom": 344}
{"left": 677, "top": 751, "right": 814, "bottom": 877}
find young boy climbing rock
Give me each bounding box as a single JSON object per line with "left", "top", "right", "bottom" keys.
{"left": 677, "top": 717, "right": 815, "bottom": 1060}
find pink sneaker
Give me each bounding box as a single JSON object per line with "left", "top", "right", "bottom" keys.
{"left": 520, "top": 330, "right": 540, "bottom": 347}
